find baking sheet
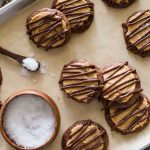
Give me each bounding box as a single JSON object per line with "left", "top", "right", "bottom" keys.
{"left": 0, "top": 0, "right": 37, "bottom": 23}
{"left": 0, "top": 0, "right": 150, "bottom": 150}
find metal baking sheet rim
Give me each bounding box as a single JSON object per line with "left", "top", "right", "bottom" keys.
{"left": 138, "top": 142, "right": 150, "bottom": 150}
{"left": 0, "top": 0, "right": 38, "bottom": 23}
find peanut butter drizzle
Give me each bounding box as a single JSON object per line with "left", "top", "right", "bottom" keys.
{"left": 53, "top": 0, "right": 93, "bottom": 28}
{"left": 109, "top": 98, "right": 150, "bottom": 134}
{"left": 60, "top": 61, "right": 102, "bottom": 102}
{"left": 124, "top": 10, "right": 150, "bottom": 52}
{"left": 66, "top": 120, "right": 105, "bottom": 150}
{"left": 26, "top": 11, "right": 69, "bottom": 49}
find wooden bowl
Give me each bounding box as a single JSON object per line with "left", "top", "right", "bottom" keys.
{"left": 0, "top": 89, "right": 61, "bottom": 150}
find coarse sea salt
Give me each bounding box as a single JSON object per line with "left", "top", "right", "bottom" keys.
{"left": 19, "top": 60, "right": 49, "bottom": 79}
{"left": 3, "top": 95, "right": 56, "bottom": 149}
{"left": 22, "top": 57, "right": 39, "bottom": 72}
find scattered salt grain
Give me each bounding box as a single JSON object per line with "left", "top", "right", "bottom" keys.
{"left": 39, "top": 61, "right": 48, "bottom": 74}
{"left": 19, "top": 67, "right": 32, "bottom": 77}
{"left": 19, "top": 60, "right": 49, "bottom": 78}
{"left": 22, "top": 57, "right": 39, "bottom": 72}
{"left": 3, "top": 95, "right": 56, "bottom": 149}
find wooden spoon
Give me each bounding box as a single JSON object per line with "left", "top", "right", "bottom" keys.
{"left": 0, "top": 46, "right": 40, "bottom": 72}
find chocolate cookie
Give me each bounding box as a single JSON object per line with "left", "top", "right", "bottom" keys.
{"left": 102, "top": 0, "right": 136, "bottom": 8}
{"left": 105, "top": 94, "right": 150, "bottom": 135}
{"left": 122, "top": 10, "right": 150, "bottom": 57}
{"left": 52, "top": 0, "right": 94, "bottom": 33}
{"left": 59, "top": 60, "right": 104, "bottom": 103}
{"left": 62, "top": 120, "right": 109, "bottom": 150}
{"left": 101, "top": 62, "right": 142, "bottom": 108}
{"left": 26, "top": 8, "right": 71, "bottom": 50}
{"left": 0, "top": 68, "right": 2, "bottom": 86}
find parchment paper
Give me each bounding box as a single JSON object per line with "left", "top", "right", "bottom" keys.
{"left": 0, "top": 0, "right": 150, "bottom": 150}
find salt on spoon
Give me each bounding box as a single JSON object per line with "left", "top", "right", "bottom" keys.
{"left": 0, "top": 46, "right": 40, "bottom": 72}
{"left": 22, "top": 57, "right": 39, "bottom": 72}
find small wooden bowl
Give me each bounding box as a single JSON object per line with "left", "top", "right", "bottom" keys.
{"left": 0, "top": 89, "right": 61, "bottom": 150}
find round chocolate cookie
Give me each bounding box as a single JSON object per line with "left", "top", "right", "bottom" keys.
{"left": 105, "top": 94, "right": 150, "bottom": 135}
{"left": 0, "top": 68, "right": 2, "bottom": 86}
{"left": 59, "top": 60, "right": 104, "bottom": 103}
{"left": 102, "top": 0, "right": 136, "bottom": 8}
{"left": 62, "top": 120, "right": 109, "bottom": 150}
{"left": 122, "top": 10, "right": 150, "bottom": 57}
{"left": 52, "top": 0, "right": 94, "bottom": 33}
{"left": 26, "top": 8, "right": 71, "bottom": 50}
{"left": 101, "top": 62, "right": 142, "bottom": 108}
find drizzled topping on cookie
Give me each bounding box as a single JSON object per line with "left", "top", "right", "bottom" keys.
{"left": 102, "top": 62, "right": 142, "bottom": 105}
{"left": 59, "top": 60, "right": 103, "bottom": 103}
{"left": 113, "top": 0, "right": 128, "bottom": 4}
{"left": 63, "top": 120, "right": 107, "bottom": 150}
{"left": 123, "top": 10, "right": 150, "bottom": 53}
{"left": 26, "top": 8, "right": 70, "bottom": 50}
{"left": 52, "top": 0, "right": 94, "bottom": 32}
{"left": 108, "top": 95, "right": 150, "bottom": 134}
{"left": 102, "top": 0, "right": 136, "bottom": 8}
